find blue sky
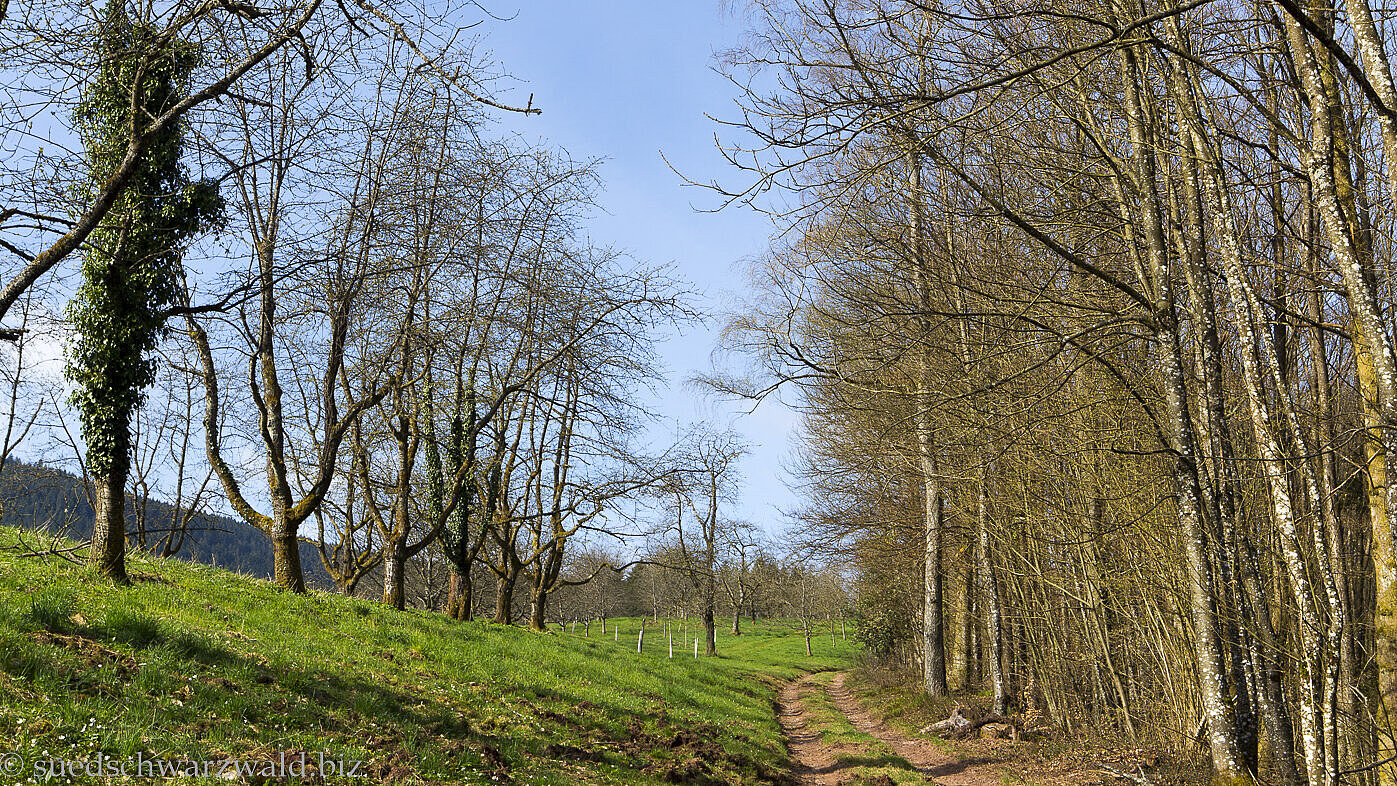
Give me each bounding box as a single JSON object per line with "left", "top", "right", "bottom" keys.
{"left": 480, "top": 2, "right": 802, "bottom": 533}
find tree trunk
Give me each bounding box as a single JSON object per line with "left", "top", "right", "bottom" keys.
{"left": 1112, "top": 35, "right": 1246, "bottom": 775}
{"left": 529, "top": 581, "right": 548, "bottom": 632}
{"left": 1196, "top": 111, "right": 1328, "bottom": 786}
{"left": 1165, "top": 72, "right": 1301, "bottom": 778}
{"left": 446, "top": 571, "right": 473, "bottom": 621}
{"left": 703, "top": 601, "right": 717, "bottom": 656}
{"left": 1328, "top": 6, "right": 1397, "bottom": 768}
{"left": 922, "top": 472, "right": 947, "bottom": 696}
{"left": 89, "top": 415, "right": 131, "bottom": 584}
{"left": 1168, "top": 92, "right": 1264, "bottom": 775}
{"left": 960, "top": 555, "right": 976, "bottom": 690}
{"left": 271, "top": 514, "right": 306, "bottom": 594}
{"left": 909, "top": 150, "right": 948, "bottom": 698}
{"left": 495, "top": 573, "right": 515, "bottom": 625}
{"left": 1156, "top": 182, "right": 1245, "bottom": 786}
{"left": 382, "top": 539, "right": 405, "bottom": 610}
{"left": 977, "top": 471, "right": 1008, "bottom": 715}
{"left": 1281, "top": 22, "right": 1397, "bottom": 777}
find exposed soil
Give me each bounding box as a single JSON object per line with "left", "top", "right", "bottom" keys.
{"left": 776, "top": 673, "right": 845, "bottom": 785}
{"left": 778, "top": 672, "right": 1007, "bottom": 785}
{"left": 826, "top": 673, "right": 1007, "bottom": 785}
{"left": 778, "top": 672, "right": 1192, "bottom": 786}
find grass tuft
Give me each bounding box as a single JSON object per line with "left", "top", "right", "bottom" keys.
{"left": 100, "top": 607, "right": 164, "bottom": 648}
{"left": 26, "top": 587, "right": 77, "bottom": 632}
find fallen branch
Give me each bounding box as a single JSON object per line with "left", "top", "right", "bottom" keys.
{"left": 1099, "top": 763, "right": 1153, "bottom": 784}
{"left": 919, "top": 707, "right": 969, "bottom": 736}
{"left": 5, "top": 528, "right": 86, "bottom": 565}
{"left": 949, "top": 713, "right": 1015, "bottom": 740}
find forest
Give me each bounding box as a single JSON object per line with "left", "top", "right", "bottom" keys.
{"left": 4, "top": 0, "right": 1397, "bottom": 784}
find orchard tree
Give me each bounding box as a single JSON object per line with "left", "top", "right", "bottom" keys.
{"left": 67, "top": 0, "right": 221, "bottom": 583}
{"left": 663, "top": 428, "right": 744, "bottom": 656}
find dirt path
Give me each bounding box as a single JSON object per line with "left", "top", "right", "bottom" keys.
{"left": 778, "top": 672, "right": 1008, "bottom": 785}
{"left": 826, "top": 672, "right": 1005, "bottom": 785}
{"left": 776, "top": 673, "right": 846, "bottom": 784}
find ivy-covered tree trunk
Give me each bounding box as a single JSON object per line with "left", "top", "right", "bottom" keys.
{"left": 446, "top": 572, "right": 473, "bottom": 621}
{"left": 433, "top": 378, "right": 485, "bottom": 621}
{"left": 68, "top": 0, "right": 220, "bottom": 584}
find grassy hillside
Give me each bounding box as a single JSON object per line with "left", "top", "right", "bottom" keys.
{"left": 0, "top": 526, "right": 854, "bottom": 784}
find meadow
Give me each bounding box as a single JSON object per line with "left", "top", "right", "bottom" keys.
{"left": 0, "top": 527, "right": 854, "bottom": 784}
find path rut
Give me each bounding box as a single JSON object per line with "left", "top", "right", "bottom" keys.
{"left": 777, "top": 672, "right": 1007, "bottom": 785}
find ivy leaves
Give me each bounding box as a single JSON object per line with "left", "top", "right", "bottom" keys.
{"left": 65, "top": 0, "right": 223, "bottom": 474}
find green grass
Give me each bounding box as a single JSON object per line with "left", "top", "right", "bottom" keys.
{"left": 801, "top": 672, "right": 865, "bottom": 747}
{"left": 0, "top": 526, "right": 854, "bottom": 784}
{"left": 580, "top": 616, "right": 853, "bottom": 678}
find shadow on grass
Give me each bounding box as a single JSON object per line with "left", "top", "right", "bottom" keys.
{"left": 13, "top": 619, "right": 506, "bottom": 778}
{"left": 828, "top": 752, "right": 919, "bottom": 771}
{"left": 97, "top": 609, "right": 236, "bottom": 666}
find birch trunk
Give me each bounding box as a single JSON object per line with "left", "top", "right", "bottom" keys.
{"left": 978, "top": 470, "right": 1008, "bottom": 715}
{"left": 1113, "top": 31, "right": 1246, "bottom": 777}
{"left": 1278, "top": 18, "right": 1397, "bottom": 777}
{"left": 909, "top": 150, "right": 947, "bottom": 697}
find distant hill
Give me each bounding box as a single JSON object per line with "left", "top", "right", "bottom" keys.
{"left": 0, "top": 460, "right": 336, "bottom": 590}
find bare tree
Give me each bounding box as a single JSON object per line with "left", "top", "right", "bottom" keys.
{"left": 661, "top": 428, "right": 745, "bottom": 656}
{"left": 0, "top": 1, "right": 541, "bottom": 335}
{"left": 717, "top": 521, "right": 765, "bottom": 636}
